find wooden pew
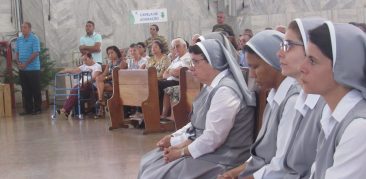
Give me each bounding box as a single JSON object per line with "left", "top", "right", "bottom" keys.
{"left": 107, "top": 67, "right": 174, "bottom": 134}
{"left": 171, "top": 67, "right": 201, "bottom": 129}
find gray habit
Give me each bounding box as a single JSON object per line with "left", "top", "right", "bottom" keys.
{"left": 310, "top": 22, "right": 366, "bottom": 178}
{"left": 282, "top": 17, "right": 327, "bottom": 179}
{"left": 138, "top": 74, "right": 255, "bottom": 179}
{"left": 138, "top": 39, "right": 255, "bottom": 179}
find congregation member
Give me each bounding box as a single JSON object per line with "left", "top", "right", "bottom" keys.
{"left": 300, "top": 22, "right": 366, "bottom": 179}
{"left": 145, "top": 24, "right": 169, "bottom": 57}
{"left": 126, "top": 43, "right": 148, "bottom": 69}
{"left": 136, "top": 42, "right": 151, "bottom": 60}
{"left": 56, "top": 53, "right": 102, "bottom": 119}
{"left": 94, "top": 45, "right": 124, "bottom": 118}
{"left": 138, "top": 39, "right": 255, "bottom": 179}
{"left": 212, "top": 11, "right": 238, "bottom": 50}
{"left": 219, "top": 30, "right": 300, "bottom": 179}
{"left": 16, "top": 22, "right": 42, "bottom": 115}
{"left": 79, "top": 21, "right": 102, "bottom": 64}
{"left": 238, "top": 29, "right": 253, "bottom": 67}
{"left": 161, "top": 31, "right": 247, "bottom": 118}
{"left": 212, "top": 11, "right": 235, "bottom": 39}
{"left": 158, "top": 38, "right": 191, "bottom": 113}
{"left": 146, "top": 40, "right": 171, "bottom": 80}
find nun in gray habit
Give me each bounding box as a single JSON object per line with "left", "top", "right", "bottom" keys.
{"left": 281, "top": 17, "right": 328, "bottom": 179}
{"left": 199, "top": 31, "right": 240, "bottom": 63}
{"left": 138, "top": 39, "right": 255, "bottom": 179}
{"left": 307, "top": 22, "right": 366, "bottom": 178}
{"left": 239, "top": 30, "right": 300, "bottom": 178}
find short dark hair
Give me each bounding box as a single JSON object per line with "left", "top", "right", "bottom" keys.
{"left": 85, "top": 52, "right": 92, "bottom": 59}
{"left": 308, "top": 23, "right": 333, "bottom": 60}
{"left": 151, "top": 24, "right": 159, "bottom": 32}
{"left": 189, "top": 45, "right": 208, "bottom": 62}
{"left": 86, "top": 21, "right": 95, "bottom": 27}
{"left": 152, "top": 40, "right": 166, "bottom": 54}
{"left": 129, "top": 43, "right": 137, "bottom": 48}
{"left": 136, "top": 42, "right": 146, "bottom": 49}
{"left": 106, "top": 45, "right": 122, "bottom": 58}
{"left": 243, "top": 45, "right": 256, "bottom": 54}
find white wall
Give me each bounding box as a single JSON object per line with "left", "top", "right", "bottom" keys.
{"left": 1, "top": 0, "right": 366, "bottom": 67}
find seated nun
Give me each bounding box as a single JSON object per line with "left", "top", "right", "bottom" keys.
{"left": 300, "top": 22, "right": 366, "bottom": 179}
{"left": 219, "top": 30, "right": 300, "bottom": 179}
{"left": 138, "top": 39, "right": 256, "bottom": 179}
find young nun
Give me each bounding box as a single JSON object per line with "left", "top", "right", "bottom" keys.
{"left": 277, "top": 17, "right": 327, "bottom": 179}
{"left": 219, "top": 30, "right": 300, "bottom": 179}
{"left": 138, "top": 39, "right": 255, "bottom": 179}
{"left": 300, "top": 22, "right": 366, "bottom": 178}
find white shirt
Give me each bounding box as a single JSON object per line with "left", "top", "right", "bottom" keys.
{"left": 78, "top": 63, "right": 102, "bottom": 78}
{"left": 295, "top": 90, "right": 321, "bottom": 117}
{"left": 310, "top": 89, "right": 366, "bottom": 179}
{"left": 79, "top": 32, "right": 102, "bottom": 63}
{"left": 170, "top": 70, "right": 241, "bottom": 158}
{"left": 126, "top": 57, "right": 148, "bottom": 69}
{"left": 253, "top": 77, "right": 298, "bottom": 179}
{"left": 166, "top": 52, "right": 191, "bottom": 81}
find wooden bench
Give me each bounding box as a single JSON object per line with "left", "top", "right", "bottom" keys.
{"left": 107, "top": 67, "right": 174, "bottom": 134}
{"left": 171, "top": 67, "right": 201, "bottom": 129}
{"left": 0, "top": 83, "right": 12, "bottom": 117}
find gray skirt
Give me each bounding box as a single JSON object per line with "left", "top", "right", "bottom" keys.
{"left": 138, "top": 148, "right": 228, "bottom": 179}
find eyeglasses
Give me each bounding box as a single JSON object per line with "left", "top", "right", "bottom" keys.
{"left": 280, "top": 40, "right": 304, "bottom": 52}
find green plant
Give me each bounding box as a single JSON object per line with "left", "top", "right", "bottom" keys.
{"left": 3, "top": 43, "right": 59, "bottom": 90}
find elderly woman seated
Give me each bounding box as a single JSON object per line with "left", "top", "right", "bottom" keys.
{"left": 146, "top": 40, "right": 171, "bottom": 79}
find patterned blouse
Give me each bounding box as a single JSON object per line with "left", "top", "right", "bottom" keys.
{"left": 146, "top": 54, "right": 171, "bottom": 79}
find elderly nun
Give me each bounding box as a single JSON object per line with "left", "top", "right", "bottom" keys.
{"left": 299, "top": 22, "right": 366, "bottom": 179}
{"left": 199, "top": 31, "right": 241, "bottom": 64}
{"left": 138, "top": 39, "right": 255, "bottom": 179}
{"left": 220, "top": 30, "right": 300, "bottom": 179}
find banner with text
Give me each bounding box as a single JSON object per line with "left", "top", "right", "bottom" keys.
{"left": 130, "top": 8, "right": 168, "bottom": 24}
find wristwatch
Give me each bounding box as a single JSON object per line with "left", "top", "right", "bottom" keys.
{"left": 180, "top": 148, "right": 185, "bottom": 157}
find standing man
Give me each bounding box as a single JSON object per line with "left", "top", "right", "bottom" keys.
{"left": 212, "top": 11, "right": 237, "bottom": 50}
{"left": 79, "top": 21, "right": 102, "bottom": 64}
{"left": 16, "top": 22, "right": 42, "bottom": 115}
{"left": 145, "top": 24, "right": 169, "bottom": 57}
{"left": 212, "top": 11, "right": 235, "bottom": 38}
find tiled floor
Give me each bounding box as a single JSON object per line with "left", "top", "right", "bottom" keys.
{"left": 0, "top": 109, "right": 166, "bottom": 179}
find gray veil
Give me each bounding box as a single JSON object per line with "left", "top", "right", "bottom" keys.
{"left": 199, "top": 32, "right": 239, "bottom": 63}
{"left": 325, "top": 21, "right": 366, "bottom": 99}
{"left": 196, "top": 39, "right": 256, "bottom": 106}
{"left": 245, "top": 30, "right": 284, "bottom": 71}
{"left": 295, "top": 17, "right": 326, "bottom": 55}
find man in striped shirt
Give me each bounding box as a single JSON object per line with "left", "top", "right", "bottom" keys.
{"left": 15, "top": 22, "right": 42, "bottom": 115}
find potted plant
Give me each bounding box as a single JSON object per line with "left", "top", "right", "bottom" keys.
{"left": 2, "top": 43, "right": 59, "bottom": 108}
